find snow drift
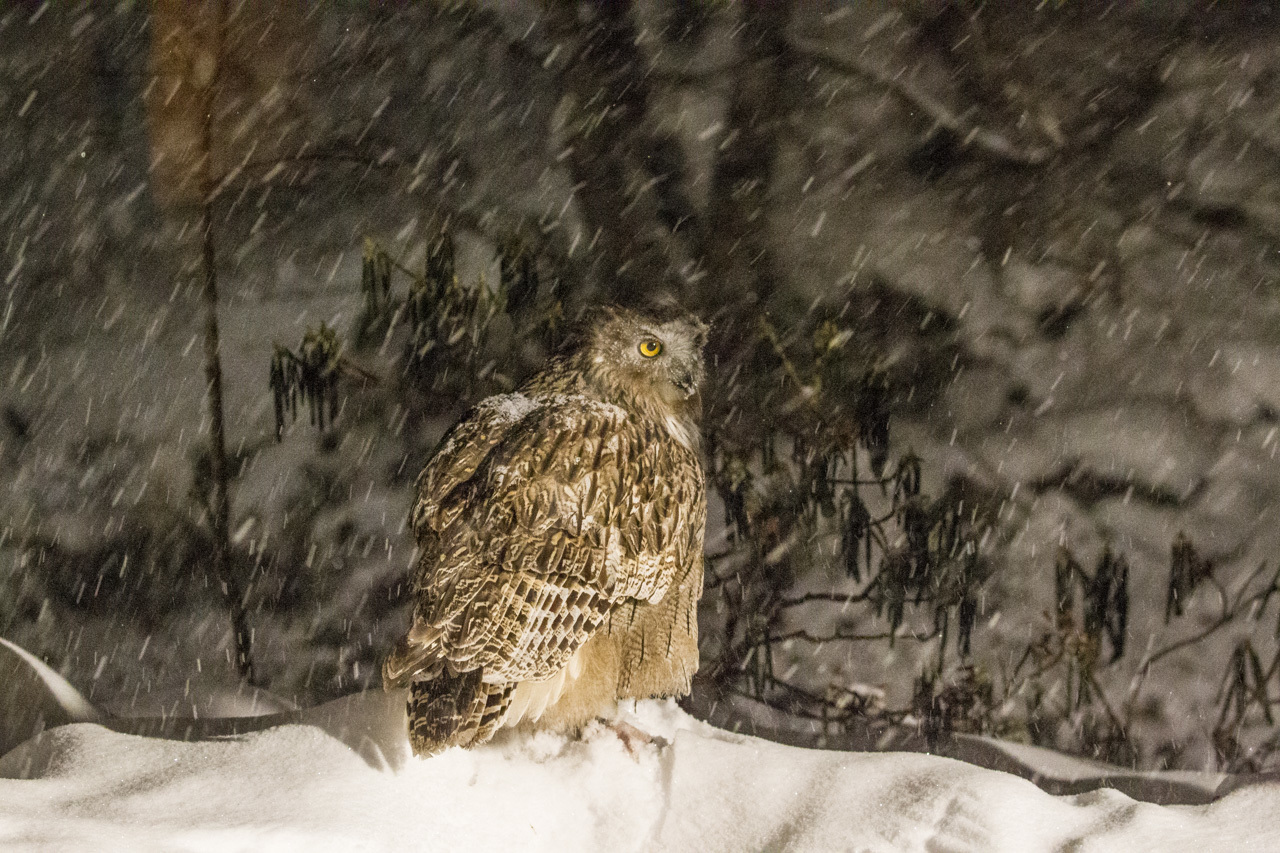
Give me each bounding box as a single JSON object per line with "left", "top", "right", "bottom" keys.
{"left": 3, "top": 677, "right": 1280, "bottom": 851}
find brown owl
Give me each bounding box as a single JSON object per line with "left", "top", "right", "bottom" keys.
{"left": 383, "top": 304, "right": 708, "bottom": 756}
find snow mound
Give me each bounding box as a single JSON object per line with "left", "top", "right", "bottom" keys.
{"left": 2, "top": 691, "right": 1280, "bottom": 852}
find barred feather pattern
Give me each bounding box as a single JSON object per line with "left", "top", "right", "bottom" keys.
{"left": 384, "top": 306, "right": 708, "bottom": 756}
{"left": 408, "top": 671, "right": 513, "bottom": 754}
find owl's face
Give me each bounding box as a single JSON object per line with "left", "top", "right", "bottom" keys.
{"left": 586, "top": 306, "right": 708, "bottom": 409}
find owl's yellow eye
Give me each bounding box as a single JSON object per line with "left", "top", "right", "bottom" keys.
{"left": 638, "top": 339, "right": 662, "bottom": 358}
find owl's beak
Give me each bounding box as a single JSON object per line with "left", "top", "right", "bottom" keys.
{"left": 673, "top": 371, "right": 698, "bottom": 397}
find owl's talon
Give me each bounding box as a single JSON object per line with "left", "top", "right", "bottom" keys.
{"left": 611, "top": 720, "right": 666, "bottom": 755}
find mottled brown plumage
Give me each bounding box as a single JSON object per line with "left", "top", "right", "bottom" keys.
{"left": 384, "top": 305, "right": 708, "bottom": 755}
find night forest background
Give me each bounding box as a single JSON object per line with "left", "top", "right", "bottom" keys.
{"left": 5, "top": 0, "right": 1280, "bottom": 775}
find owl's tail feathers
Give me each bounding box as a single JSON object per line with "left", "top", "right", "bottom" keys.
{"left": 407, "top": 668, "right": 514, "bottom": 756}
{"left": 381, "top": 636, "right": 438, "bottom": 688}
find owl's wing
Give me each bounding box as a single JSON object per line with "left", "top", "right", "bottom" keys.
{"left": 392, "top": 394, "right": 703, "bottom": 685}
{"left": 385, "top": 394, "right": 537, "bottom": 684}
{"left": 410, "top": 393, "right": 540, "bottom": 538}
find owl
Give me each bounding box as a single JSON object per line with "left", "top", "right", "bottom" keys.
{"left": 383, "top": 304, "right": 708, "bottom": 756}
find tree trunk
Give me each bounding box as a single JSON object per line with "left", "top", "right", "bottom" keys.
{"left": 704, "top": 0, "right": 794, "bottom": 312}
{"left": 546, "top": 1, "right": 689, "bottom": 306}
{"left": 149, "top": 0, "right": 256, "bottom": 683}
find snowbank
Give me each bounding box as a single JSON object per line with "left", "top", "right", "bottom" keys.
{"left": 3, "top": 688, "right": 1280, "bottom": 852}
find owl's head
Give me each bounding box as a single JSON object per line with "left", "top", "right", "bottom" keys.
{"left": 580, "top": 304, "right": 708, "bottom": 415}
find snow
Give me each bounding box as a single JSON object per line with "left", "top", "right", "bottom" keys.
{"left": 4, "top": 0, "right": 1280, "bottom": 828}
{"left": 488, "top": 392, "right": 539, "bottom": 424}
{"left": 1, "top": 689, "right": 1279, "bottom": 852}
{"left": 543, "top": 393, "right": 627, "bottom": 423}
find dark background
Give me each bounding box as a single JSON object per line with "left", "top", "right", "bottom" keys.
{"left": 3, "top": 0, "right": 1280, "bottom": 772}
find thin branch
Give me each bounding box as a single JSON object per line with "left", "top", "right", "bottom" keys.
{"left": 1137, "top": 568, "right": 1280, "bottom": 673}
{"left": 769, "top": 627, "right": 938, "bottom": 645}
{"left": 755, "top": 677, "right": 910, "bottom": 726}
{"left": 1008, "top": 642, "right": 1041, "bottom": 684}
{"left": 1141, "top": 614, "right": 1238, "bottom": 671}
{"left": 337, "top": 357, "right": 382, "bottom": 385}
{"left": 778, "top": 589, "right": 874, "bottom": 608}
{"left": 1234, "top": 561, "right": 1280, "bottom": 610}
{"left": 1086, "top": 670, "right": 1127, "bottom": 736}
{"left": 791, "top": 37, "right": 1054, "bottom": 167}
{"left": 829, "top": 476, "right": 900, "bottom": 488}
{"left": 198, "top": 0, "right": 255, "bottom": 684}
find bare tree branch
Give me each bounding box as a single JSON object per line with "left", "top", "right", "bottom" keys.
{"left": 791, "top": 37, "right": 1054, "bottom": 167}
{"left": 703, "top": 0, "right": 795, "bottom": 310}
{"left": 193, "top": 0, "right": 255, "bottom": 684}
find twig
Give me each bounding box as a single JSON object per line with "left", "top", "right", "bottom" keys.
{"left": 791, "top": 37, "right": 1054, "bottom": 167}
{"left": 753, "top": 677, "right": 910, "bottom": 726}
{"left": 337, "top": 357, "right": 382, "bottom": 385}
{"left": 1142, "top": 614, "right": 1239, "bottom": 671}
{"left": 1121, "top": 560, "right": 1280, "bottom": 717}
{"left": 829, "top": 476, "right": 900, "bottom": 487}
{"left": 1086, "top": 670, "right": 1127, "bottom": 737}
{"left": 778, "top": 589, "right": 874, "bottom": 608}
{"left": 1140, "top": 569, "right": 1280, "bottom": 673}
{"left": 769, "top": 626, "right": 938, "bottom": 645}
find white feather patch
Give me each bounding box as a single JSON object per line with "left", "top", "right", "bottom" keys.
{"left": 664, "top": 414, "right": 696, "bottom": 451}
{"left": 504, "top": 645, "right": 587, "bottom": 726}
{"left": 432, "top": 393, "right": 536, "bottom": 460}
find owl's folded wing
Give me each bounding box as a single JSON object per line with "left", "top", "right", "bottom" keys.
{"left": 411, "top": 392, "right": 541, "bottom": 538}
{"left": 392, "top": 395, "right": 702, "bottom": 684}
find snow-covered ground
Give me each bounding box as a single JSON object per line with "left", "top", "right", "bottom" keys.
{"left": 6, "top": 1, "right": 1280, "bottom": 805}
{"left": 3, "top": 689, "right": 1280, "bottom": 852}
{"left": 1, "top": 636, "right": 1277, "bottom": 852}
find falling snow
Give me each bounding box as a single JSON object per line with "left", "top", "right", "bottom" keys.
{"left": 3, "top": 2, "right": 1280, "bottom": 848}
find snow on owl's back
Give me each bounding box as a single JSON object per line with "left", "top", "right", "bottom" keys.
{"left": 383, "top": 304, "right": 708, "bottom": 755}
